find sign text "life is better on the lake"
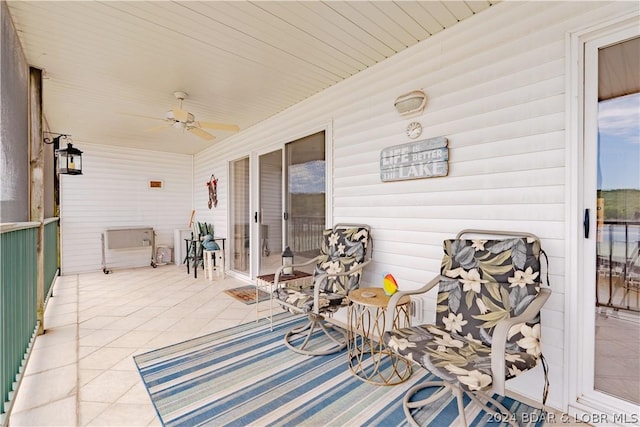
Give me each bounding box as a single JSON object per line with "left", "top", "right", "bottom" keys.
{"left": 380, "top": 136, "right": 449, "bottom": 182}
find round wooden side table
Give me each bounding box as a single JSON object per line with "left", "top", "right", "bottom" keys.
{"left": 347, "top": 287, "right": 412, "bottom": 385}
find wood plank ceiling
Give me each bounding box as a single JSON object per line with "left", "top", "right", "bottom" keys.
{"left": 6, "top": 1, "right": 497, "bottom": 154}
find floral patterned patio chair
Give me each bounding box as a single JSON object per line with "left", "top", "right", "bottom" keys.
{"left": 273, "top": 224, "right": 371, "bottom": 356}
{"left": 383, "top": 230, "right": 551, "bottom": 427}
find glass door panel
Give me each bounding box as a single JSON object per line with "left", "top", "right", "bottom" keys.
{"left": 258, "top": 149, "right": 283, "bottom": 276}
{"left": 593, "top": 37, "right": 640, "bottom": 405}
{"left": 285, "top": 131, "right": 326, "bottom": 270}
{"left": 230, "top": 157, "right": 250, "bottom": 274}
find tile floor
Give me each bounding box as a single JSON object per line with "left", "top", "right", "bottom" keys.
{"left": 9, "top": 265, "right": 268, "bottom": 426}
{"left": 594, "top": 312, "right": 640, "bottom": 405}
{"left": 10, "top": 264, "right": 638, "bottom": 426}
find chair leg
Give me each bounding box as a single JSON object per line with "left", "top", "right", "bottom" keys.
{"left": 402, "top": 380, "right": 465, "bottom": 427}
{"left": 402, "top": 378, "right": 521, "bottom": 427}
{"left": 283, "top": 313, "right": 346, "bottom": 356}
{"left": 453, "top": 385, "right": 468, "bottom": 427}
{"left": 467, "top": 391, "right": 520, "bottom": 427}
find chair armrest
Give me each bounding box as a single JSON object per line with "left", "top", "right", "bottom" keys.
{"left": 273, "top": 255, "right": 323, "bottom": 287}
{"left": 383, "top": 275, "right": 442, "bottom": 332}
{"left": 312, "top": 259, "right": 372, "bottom": 314}
{"left": 272, "top": 256, "right": 372, "bottom": 315}
{"left": 489, "top": 287, "right": 552, "bottom": 395}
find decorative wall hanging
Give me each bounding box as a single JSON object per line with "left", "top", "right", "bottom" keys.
{"left": 207, "top": 174, "right": 218, "bottom": 209}
{"left": 380, "top": 136, "right": 448, "bottom": 182}
{"left": 406, "top": 121, "right": 423, "bottom": 139}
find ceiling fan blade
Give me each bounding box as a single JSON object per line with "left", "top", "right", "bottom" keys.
{"left": 145, "top": 125, "right": 170, "bottom": 132}
{"left": 172, "top": 108, "right": 190, "bottom": 122}
{"left": 198, "top": 121, "right": 240, "bottom": 132}
{"left": 118, "top": 112, "right": 165, "bottom": 122}
{"left": 188, "top": 127, "right": 215, "bottom": 141}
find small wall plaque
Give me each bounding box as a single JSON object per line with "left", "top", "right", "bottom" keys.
{"left": 380, "top": 136, "right": 448, "bottom": 182}
{"left": 149, "top": 180, "right": 163, "bottom": 189}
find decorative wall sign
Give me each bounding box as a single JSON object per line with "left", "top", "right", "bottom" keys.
{"left": 207, "top": 174, "right": 218, "bottom": 209}
{"left": 380, "top": 136, "right": 448, "bottom": 182}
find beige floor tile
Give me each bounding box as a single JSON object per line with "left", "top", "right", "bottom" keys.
{"left": 80, "top": 315, "right": 121, "bottom": 330}
{"left": 79, "top": 347, "right": 136, "bottom": 371}
{"left": 80, "top": 370, "right": 139, "bottom": 403}
{"left": 136, "top": 316, "right": 182, "bottom": 332}
{"left": 103, "top": 315, "right": 155, "bottom": 332}
{"left": 143, "top": 330, "right": 196, "bottom": 348}
{"left": 33, "top": 323, "right": 77, "bottom": 350}
{"left": 11, "top": 364, "right": 77, "bottom": 413}
{"left": 22, "top": 339, "right": 76, "bottom": 374}
{"left": 45, "top": 300, "right": 78, "bottom": 316}
{"left": 10, "top": 395, "right": 77, "bottom": 427}
{"left": 79, "top": 368, "right": 104, "bottom": 388}
{"left": 45, "top": 312, "right": 79, "bottom": 329}
{"left": 594, "top": 314, "right": 640, "bottom": 404}
{"left": 79, "top": 328, "right": 125, "bottom": 347}
{"left": 106, "top": 330, "right": 161, "bottom": 348}
{"left": 117, "top": 381, "right": 153, "bottom": 405}
{"left": 110, "top": 354, "right": 140, "bottom": 372}
{"left": 78, "top": 402, "right": 110, "bottom": 426}
{"left": 85, "top": 403, "right": 157, "bottom": 427}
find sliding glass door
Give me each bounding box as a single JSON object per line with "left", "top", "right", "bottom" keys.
{"left": 578, "top": 23, "right": 639, "bottom": 420}
{"left": 285, "top": 131, "right": 326, "bottom": 266}
{"left": 258, "top": 149, "right": 283, "bottom": 276}
{"left": 254, "top": 131, "right": 326, "bottom": 276}
{"left": 230, "top": 157, "right": 250, "bottom": 274}
{"left": 591, "top": 36, "right": 640, "bottom": 405}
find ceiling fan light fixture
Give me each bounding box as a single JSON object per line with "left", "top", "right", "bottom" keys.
{"left": 165, "top": 110, "right": 195, "bottom": 124}
{"left": 138, "top": 91, "right": 238, "bottom": 141}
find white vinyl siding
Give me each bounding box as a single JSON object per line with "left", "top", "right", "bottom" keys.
{"left": 60, "top": 144, "right": 192, "bottom": 274}
{"left": 189, "top": 1, "right": 638, "bottom": 409}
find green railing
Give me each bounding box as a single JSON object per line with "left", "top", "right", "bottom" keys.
{"left": 1, "top": 223, "right": 38, "bottom": 423}
{"left": 0, "top": 217, "right": 58, "bottom": 425}
{"left": 44, "top": 218, "right": 60, "bottom": 299}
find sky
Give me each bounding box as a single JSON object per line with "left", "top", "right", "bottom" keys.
{"left": 289, "top": 160, "right": 325, "bottom": 194}
{"left": 598, "top": 93, "right": 640, "bottom": 191}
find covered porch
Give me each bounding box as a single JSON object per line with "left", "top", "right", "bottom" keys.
{"left": 2, "top": 1, "right": 639, "bottom": 426}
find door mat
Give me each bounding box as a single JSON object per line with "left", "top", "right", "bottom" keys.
{"left": 224, "top": 285, "right": 270, "bottom": 305}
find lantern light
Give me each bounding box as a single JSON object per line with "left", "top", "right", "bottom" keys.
{"left": 43, "top": 133, "right": 84, "bottom": 176}
{"left": 56, "top": 143, "right": 83, "bottom": 175}
{"left": 282, "top": 246, "right": 294, "bottom": 276}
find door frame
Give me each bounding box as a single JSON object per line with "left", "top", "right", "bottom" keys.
{"left": 250, "top": 121, "right": 333, "bottom": 280}
{"left": 566, "top": 12, "right": 639, "bottom": 421}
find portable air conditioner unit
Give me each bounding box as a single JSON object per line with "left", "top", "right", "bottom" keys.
{"left": 156, "top": 246, "right": 173, "bottom": 265}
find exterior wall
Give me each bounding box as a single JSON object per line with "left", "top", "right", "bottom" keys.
{"left": 0, "top": 1, "right": 29, "bottom": 222}
{"left": 193, "top": 1, "right": 639, "bottom": 410}
{"left": 59, "top": 143, "right": 192, "bottom": 273}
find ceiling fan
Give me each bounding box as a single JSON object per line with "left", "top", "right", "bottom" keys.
{"left": 146, "top": 91, "right": 239, "bottom": 141}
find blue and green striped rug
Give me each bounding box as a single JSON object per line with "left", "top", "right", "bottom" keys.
{"left": 134, "top": 314, "right": 548, "bottom": 426}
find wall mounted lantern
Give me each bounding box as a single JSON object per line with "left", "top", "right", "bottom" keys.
{"left": 282, "top": 246, "right": 294, "bottom": 277}
{"left": 56, "top": 143, "right": 83, "bottom": 175}
{"left": 44, "top": 133, "right": 83, "bottom": 175}
{"left": 394, "top": 89, "right": 427, "bottom": 116}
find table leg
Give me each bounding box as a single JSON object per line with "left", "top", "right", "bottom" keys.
{"left": 194, "top": 243, "right": 198, "bottom": 279}
{"left": 185, "top": 240, "right": 190, "bottom": 274}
